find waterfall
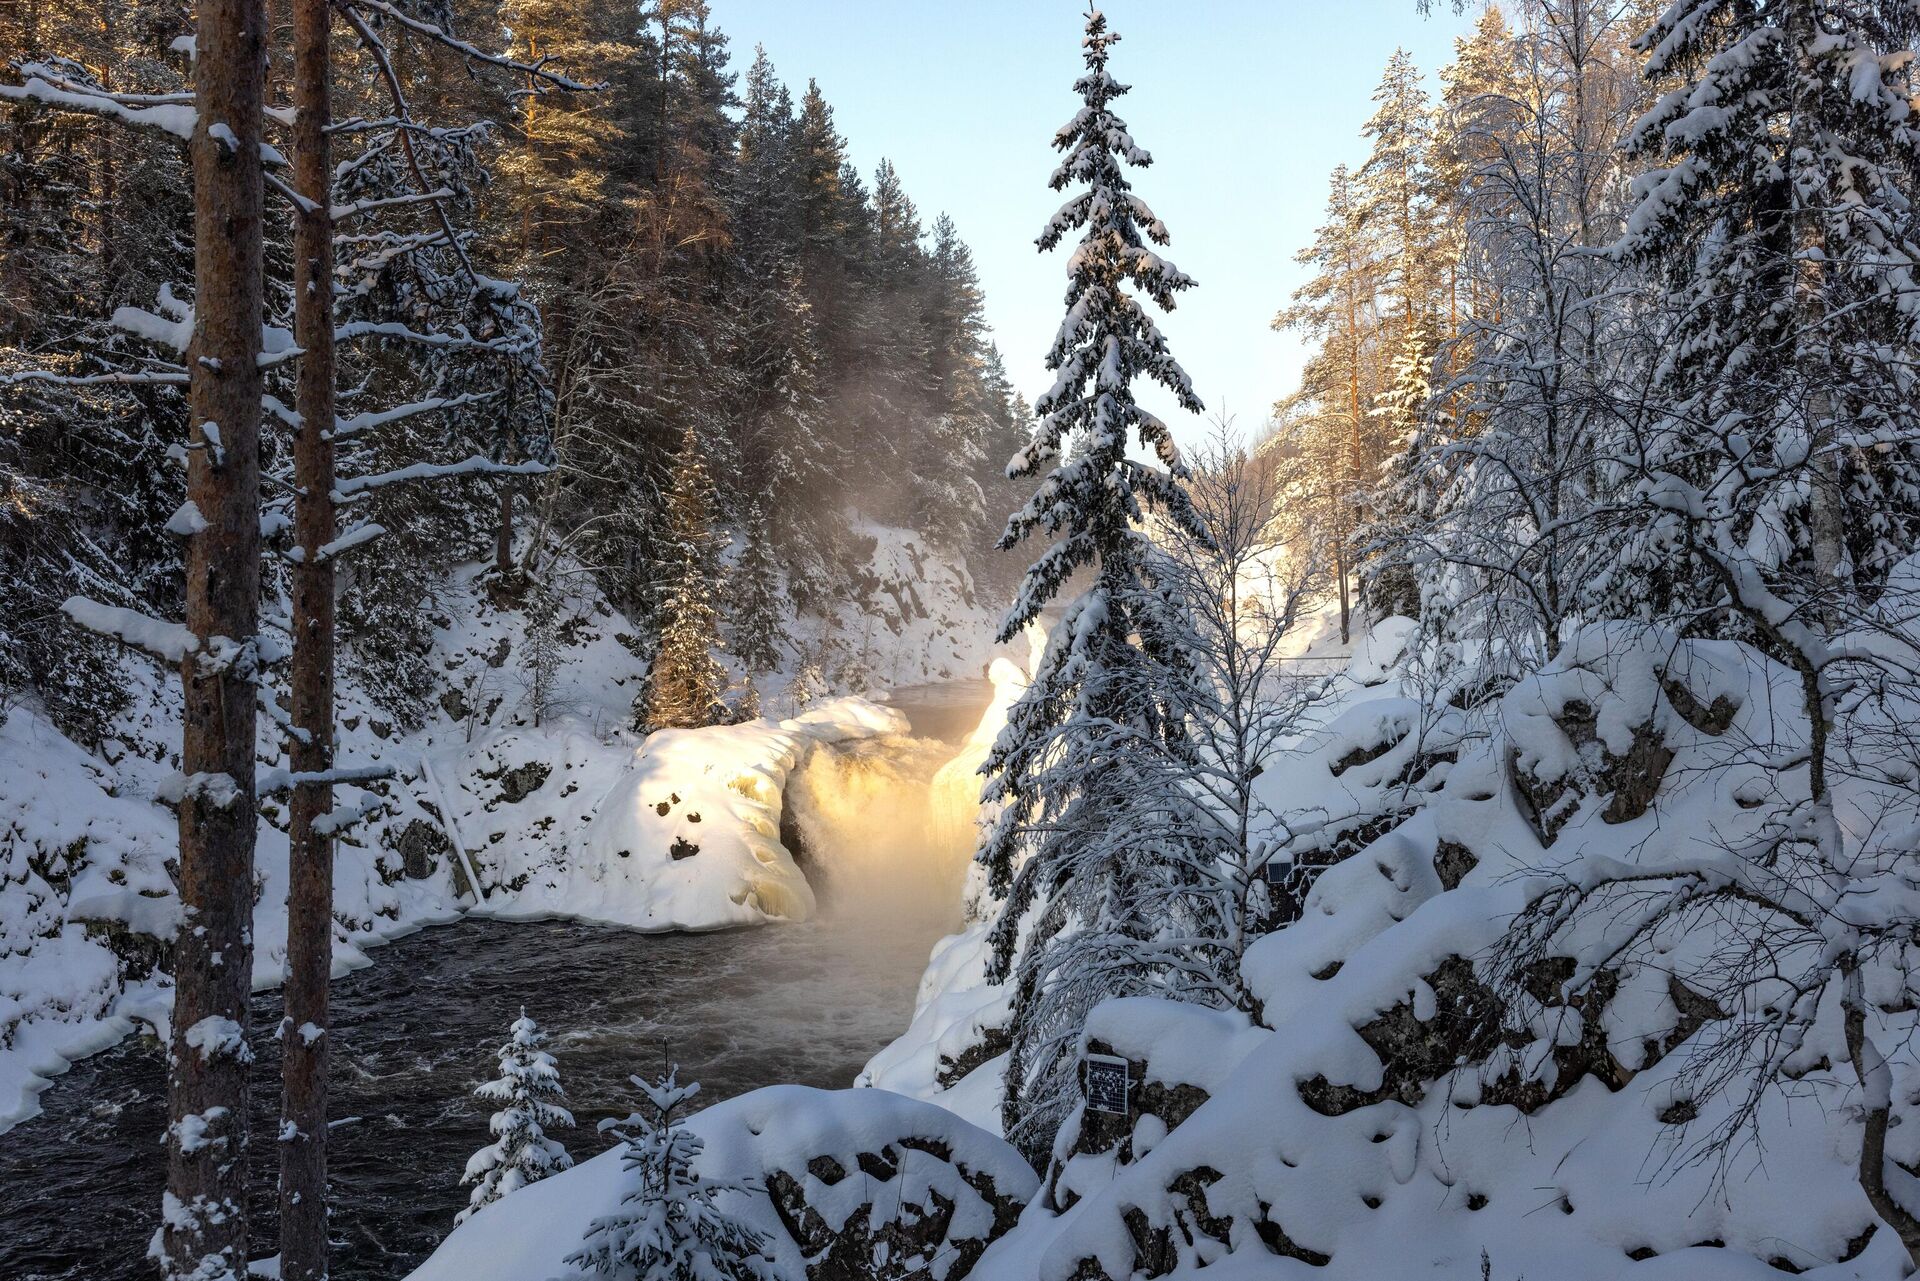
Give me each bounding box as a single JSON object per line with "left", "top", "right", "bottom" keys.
{"left": 782, "top": 657, "right": 1032, "bottom": 927}
{"left": 783, "top": 735, "right": 974, "bottom": 925}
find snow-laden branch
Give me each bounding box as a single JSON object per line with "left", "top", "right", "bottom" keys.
{"left": 0, "top": 368, "right": 188, "bottom": 389}
{"left": 62, "top": 597, "right": 197, "bottom": 662}
{"left": 332, "top": 456, "right": 549, "bottom": 500}
{"left": 258, "top": 764, "right": 395, "bottom": 794}
{"left": 0, "top": 63, "right": 196, "bottom": 140}
{"left": 332, "top": 391, "right": 496, "bottom": 439}
{"left": 334, "top": 0, "right": 600, "bottom": 92}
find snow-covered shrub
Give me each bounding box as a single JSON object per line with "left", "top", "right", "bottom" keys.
{"left": 458, "top": 1008, "right": 574, "bottom": 1225}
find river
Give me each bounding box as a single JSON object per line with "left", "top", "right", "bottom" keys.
{"left": 2, "top": 681, "right": 992, "bottom": 1281}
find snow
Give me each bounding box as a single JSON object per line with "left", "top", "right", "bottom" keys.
{"left": 0, "top": 532, "right": 1003, "bottom": 1136}
{"left": 410, "top": 1085, "right": 1036, "bottom": 1281}
{"left": 62, "top": 596, "right": 198, "bottom": 663}
{"left": 861, "top": 610, "right": 1920, "bottom": 1280}
{"left": 182, "top": 1016, "right": 250, "bottom": 1062}
{"left": 475, "top": 700, "right": 903, "bottom": 932}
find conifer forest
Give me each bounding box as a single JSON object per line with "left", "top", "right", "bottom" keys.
{"left": 9, "top": 2, "right": 1920, "bottom": 1279}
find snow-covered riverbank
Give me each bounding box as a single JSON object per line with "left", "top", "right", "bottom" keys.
{"left": 0, "top": 540, "right": 1011, "bottom": 1138}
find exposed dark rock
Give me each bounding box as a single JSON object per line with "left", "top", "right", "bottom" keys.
{"left": 1331, "top": 734, "right": 1401, "bottom": 778}
{"left": 1433, "top": 840, "right": 1478, "bottom": 891}
{"left": 1662, "top": 974, "right": 1727, "bottom": 1056}
{"left": 1479, "top": 967, "right": 1633, "bottom": 1111}
{"left": 390, "top": 818, "right": 449, "bottom": 881}
{"left": 1661, "top": 677, "right": 1738, "bottom": 735}
{"left": 1598, "top": 719, "right": 1673, "bottom": 825}
{"left": 1658, "top": 1098, "right": 1699, "bottom": 1124}
{"left": 78, "top": 918, "right": 169, "bottom": 980}
{"left": 482, "top": 760, "right": 549, "bottom": 806}
{"left": 1253, "top": 1201, "right": 1332, "bottom": 1266}
{"left": 1300, "top": 956, "right": 1509, "bottom": 1116}
{"left": 936, "top": 1024, "right": 1010, "bottom": 1090}
{"left": 669, "top": 837, "right": 700, "bottom": 860}
{"left": 763, "top": 1137, "right": 1028, "bottom": 1281}
{"left": 1071, "top": 1039, "right": 1212, "bottom": 1162}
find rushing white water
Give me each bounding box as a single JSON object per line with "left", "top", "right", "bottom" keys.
{"left": 784, "top": 735, "right": 977, "bottom": 925}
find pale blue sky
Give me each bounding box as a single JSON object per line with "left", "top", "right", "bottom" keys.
{"left": 718, "top": 1, "right": 1478, "bottom": 446}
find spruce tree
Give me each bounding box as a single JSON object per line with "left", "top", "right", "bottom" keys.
{"left": 980, "top": 4, "right": 1204, "bottom": 1162}
{"left": 564, "top": 1069, "right": 772, "bottom": 1281}
{"left": 1610, "top": 0, "right": 1920, "bottom": 626}
{"left": 728, "top": 501, "right": 787, "bottom": 678}
{"left": 638, "top": 423, "right": 726, "bottom": 732}
{"left": 458, "top": 1009, "right": 576, "bottom": 1226}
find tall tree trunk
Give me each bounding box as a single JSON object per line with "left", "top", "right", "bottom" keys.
{"left": 97, "top": 3, "right": 116, "bottom": 293}
{"left": 163, "top": 0, "right": 266, "bottom": 1275}
{"left": 1785, "top": 4, "right": 1849, "bottom": 618}
{"left": 280, "top": 0, "right": 337, "bottom": 1275}
{"left": 1341, "top": 278, "right": 1363, "bottom": 646}
{"left": 496, "top": 484, "right": 515, "bottom": 575}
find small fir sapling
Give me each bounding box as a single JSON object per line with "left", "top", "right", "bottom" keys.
{"left": 457, "top": 1008, "right": 575, "bottom": 1225}
{"left": 563, "top": 1067, "right": 772, "bottom": 1280}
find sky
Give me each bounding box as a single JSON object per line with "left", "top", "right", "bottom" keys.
{"left": 716, "top": 0, "right": 1479, "bottom": 449}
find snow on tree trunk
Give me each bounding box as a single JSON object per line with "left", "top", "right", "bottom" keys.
{"left": 161, "top": 0, "right": 266, "bottom": 1275}
{"left": 278, "top": 1, "right": 339, "bottom": 1277}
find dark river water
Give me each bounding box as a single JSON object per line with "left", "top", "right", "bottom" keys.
{"left": 1, "top": 682, "right": 992, "bottom": 1281}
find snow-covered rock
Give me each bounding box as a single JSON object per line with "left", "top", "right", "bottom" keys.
{"left": 474, "top": 700, "right": 906, "bottom": 931}
{"left": 409, "top": 1085, "right": 1037, "bottom": 1281}
{"left": 890, "top": 614, "right": 1920, "bottom": 1280}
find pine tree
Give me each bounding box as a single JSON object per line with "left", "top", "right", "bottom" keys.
{"left": 980, "top": 4, "right": 1204, "bottom": 1163}
{"left": 1351, "top": 49, "right": 1446, "bottom": 624}
{"left": 1361, "top": 49, "right": 1444, "bottom": 341}
{"left": 1276, "top": 163, "right": 1380, "bottom": 642}
{"left": 564, "top": 1068, "right": 772, "bottom": 1281}
{"left": 638, "top": 423, "right": 726, "bottom": 732}
{"left": 458, "top": 1009, "right": 576, "bottom": 1226}
{"left": 1403, "top": 0, "right": 1646, "bottom": 671}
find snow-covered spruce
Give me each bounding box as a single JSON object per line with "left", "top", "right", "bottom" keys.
{"left": 562, "top": 1069, "right": 771, "bottom": 1281}
{"left": 637, "top": 423, "right": 729, "bottom": 735}
{"left": 980, "top": 3, "right": 1207, "bottom": 1164}
{"left": 457, "top": 1009, "right": 574, "bottom": 1226}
